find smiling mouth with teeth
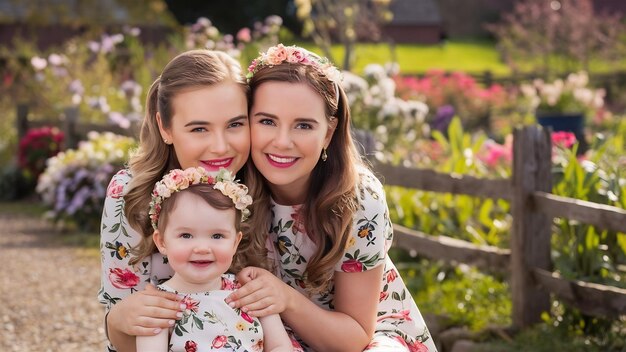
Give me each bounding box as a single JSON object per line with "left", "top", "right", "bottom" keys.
{"left": 268, "top": 154, "right": 297, "bottom": 163}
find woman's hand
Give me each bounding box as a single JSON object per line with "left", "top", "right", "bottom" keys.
{"left": 108, "top": 284, "right": 183, "bottom": 337}
{"left": 225, "top": 266, "right": 292, "bottom": 317}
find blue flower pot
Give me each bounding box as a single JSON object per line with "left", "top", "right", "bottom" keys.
{"left": 536, "top": 112, "right": 587, "bottom": 152}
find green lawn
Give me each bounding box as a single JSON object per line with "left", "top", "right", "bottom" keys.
{"left": 290, "top": 40, "right": 510, "bottom": 75}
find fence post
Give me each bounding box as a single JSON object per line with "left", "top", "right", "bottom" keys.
{"left": 63, "top": 106, "right": 79, "bottom": 149}
{"left": 16, "top": 103, "right": 29, "bottom": 142}
{"left": 511, "top": 125, "right": 552, "bottom": 329}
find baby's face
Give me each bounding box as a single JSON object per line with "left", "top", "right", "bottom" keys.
{"left": 155, "top": 192, "right": 241, "bottom": 292}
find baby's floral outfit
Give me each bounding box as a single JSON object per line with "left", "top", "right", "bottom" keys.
{"left": 157, "top": 274, "right": 264, "bottom": 352}
{"left": 266, "top": 167, "right": 437, "bottom": 351}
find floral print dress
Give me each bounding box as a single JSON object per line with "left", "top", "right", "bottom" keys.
{"left": 99, "top": 169, "right": 175, "bottom": 351}
{"left": 266, "top": 168, "right": 437, "bottom": 352}
{"left": 157, "top": 274, "right": 264, "bottom": 352}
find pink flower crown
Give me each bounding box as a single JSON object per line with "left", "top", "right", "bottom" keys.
{"left": 246, "top": 44, "right": 343, "bottom": 84}
{"left": 149, "top": 167, "right": 252, "bottom": 230}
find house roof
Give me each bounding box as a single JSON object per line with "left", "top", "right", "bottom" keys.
{"left": 389, "top": 0, "right": 442, "bottom": 25}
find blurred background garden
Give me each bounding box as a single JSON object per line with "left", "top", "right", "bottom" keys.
{"left": 1, "top": 0, "right": 625, "bottom": 351}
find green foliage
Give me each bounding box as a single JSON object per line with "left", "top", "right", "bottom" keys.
{"left": 479, "top": 322, "right": 621, "bottom": 352}
{"left": 0, "top": 163, "right": 31, "bottom": 201}
{"left": 386, "top": 119, "right": 512, "bottom": 246}
{"left": 392, "top": 253, "right": 511, "bottom": 331}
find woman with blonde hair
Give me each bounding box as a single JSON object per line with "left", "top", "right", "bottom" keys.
{"left": 99, "top": 49, "right": 250, "bottom": 351}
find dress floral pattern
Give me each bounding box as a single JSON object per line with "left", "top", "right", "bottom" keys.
{"left": 266, "top": 168, "right": 437, "bottom": 351}
{"left": 99, "top": 170, "right": 304, "bottom": 352}
{"left": 157, "top": 274, "right": 264, "bottom": 352}
{"left": 99, "top": 169, "right": 175, "bottom": 352}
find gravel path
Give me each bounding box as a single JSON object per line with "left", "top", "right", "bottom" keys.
{"left": 0, "top": 212, "right": 107, "bottom": 351}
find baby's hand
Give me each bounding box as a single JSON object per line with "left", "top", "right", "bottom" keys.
{"left": 225, "top": 267, "right": 290, "bottom": 317}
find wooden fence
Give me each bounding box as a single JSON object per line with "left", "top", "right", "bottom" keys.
{"left": 373, "top": 126, "right": 626, "bottom": 329}
{"left": 17, "top": 104, "right": 626, "bottom": 329}
{"left": 16, "top": 104, "right": 138, "bottom": 150}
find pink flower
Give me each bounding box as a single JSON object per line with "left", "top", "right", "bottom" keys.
{"left": 106, "top": 180, "right": 124, "bottom": 198}
{"left": 212, "top": 335, "right": 228, "bottom": 348}
{"left": 379, "top": 290, "right": 389, "bottom": 302}
{"left": 108, "top": 268, "right": 139, "bottom": 289}
{"left": 241, "top": 311, "right": 254, "bottom": 323}
{"left": 552, "top": 131, "right": 576, "bottom": 148}
{"left": 287, "top": 49, "right": 305, "bottom": 63}
{"left": 266, "top": 44, "right": 288, "bottom": 65}
{"left": 386, "top": 269, "right": 398, "bottom": 283}
{"left": 341, "top": 259, "right": 363, "bottom": 272}
{"left": 236, "top": 27, "right": 251, "bottom": 42}
{"left": 407, "top": 340, "right": 429, "bottom": 352}
{"left": 180, "top": 296, "right": 199, "bottom": 314}
{"left": 221, "top": 276, "right": 240, "bottom": 291}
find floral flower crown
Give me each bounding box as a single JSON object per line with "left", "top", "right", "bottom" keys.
{"left": 149, "top": 167, "right": 252, "bottom": 230}
{"left": 246, "top": 44, "right": 343, "bottom": 84}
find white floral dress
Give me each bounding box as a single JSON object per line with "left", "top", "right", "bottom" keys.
{"left": 158, "top": 274, "right": 265, "bottom": 352}
{"left": 99, "top": 169, "right": 175, "bottom": 352}
{"left": 266, "top": 168, "right": 437, "bottom": 352}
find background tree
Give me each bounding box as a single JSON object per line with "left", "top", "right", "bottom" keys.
{"left": 488, "top": 0, "right": 624, "bottom": 75}
{"left": 294, "top": 0, "right": 392, "bottom": 71}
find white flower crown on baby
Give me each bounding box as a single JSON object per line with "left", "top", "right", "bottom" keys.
{"left": 149, "top": 167, "right": 252, "bottom": 230}
{"left": 246, "top": 44, "right": 343, "bottom": 84}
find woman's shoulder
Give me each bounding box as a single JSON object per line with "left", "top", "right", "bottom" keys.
{"left": 355, "top": 165, "right": 385, "bottom": 206}
{"left": 105, "top": 168, "right": 132, "bottom": 198}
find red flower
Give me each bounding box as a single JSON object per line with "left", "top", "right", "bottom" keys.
{"left": 341, "top": 259, "right": 363, "bottom": 272}
{"left": 379, "top": 290, "right": 389, "bottom": 302}
{"left": 108, "top": 268, "right": 139, "bottom": 289}
{"left": 212, "top": 335, "right": 228, "bottom": 348}
{"left": 386, "top": 269, "right": 398, "bottom": 283}
{"left": 241, "top": 311, "right": 254, "bottom": 323}
{"left": 184, "top": 340, "right": 197, "bottom": 352}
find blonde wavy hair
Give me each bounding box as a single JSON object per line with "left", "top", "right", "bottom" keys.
{"left": 235, "top": 59, "right": 365, "bottom": 293}
{"left": 126, "top": 50, "right": 247, "bottom": 266}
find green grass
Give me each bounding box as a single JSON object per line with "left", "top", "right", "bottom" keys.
{"left": 0, "top": 199, "right": 47, "bottom": 216}
{"left": 0, "top": 199, "right": 100, "bottom": 251}
{"left": 288, "top": 39, "right": 510, "bottom": 75}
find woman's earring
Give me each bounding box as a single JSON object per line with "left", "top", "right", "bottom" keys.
{"left": 321, "top": 148, "right": 328, "bottom": 162}
{"left": 163, "top": 138, "right": 169, "bottom": 144}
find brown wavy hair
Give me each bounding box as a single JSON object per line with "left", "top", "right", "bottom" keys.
{"left": 126, "top": 50, "right": 247, "bottom": 266}
{"left": 234, "top": 57, "right": 365, "bottom": 293}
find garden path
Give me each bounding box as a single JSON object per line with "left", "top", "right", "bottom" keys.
{"left": 0, "top": 212, "right": 106, "bottom": 351}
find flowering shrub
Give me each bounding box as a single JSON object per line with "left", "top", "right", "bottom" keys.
{"left": 520, "top": 71, "right": 605, "bottom": 115}
{"left": 36, "top": 131, "right": 136, "bottom": 231}
{"left": 184, "top": 15, "right": 282, "bottom": 64}
{"left": 394, "top": 70, "right": 506, "bottom": 131}
{"left": 341, "top": 63, "right": 429, "bottom": 156}
{"left": 17, "top": 127, "right": 64, "bottom": 184}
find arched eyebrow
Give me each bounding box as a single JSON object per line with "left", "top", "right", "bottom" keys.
{"left": 252, "top": 112, "right": 319, "bottom": 125}
{"left": 184, "top": 115, "right": 248, "bottom": 127}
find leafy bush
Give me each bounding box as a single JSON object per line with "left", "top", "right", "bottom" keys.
{"left": 0, "top": 164, "right": 31, "bottom": 201}
{"left": 36, "top": 131, "right": 136, "bottom": 231}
